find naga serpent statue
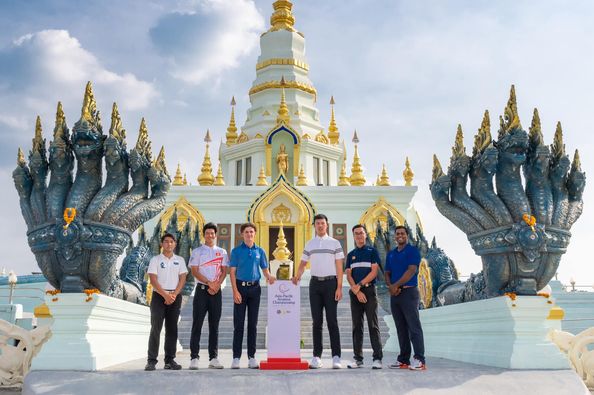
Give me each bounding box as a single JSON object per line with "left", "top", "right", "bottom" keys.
{"left": 13, "top": 82, "right": 170, "bottom": 302}
{"left": 430, "top": 85, "right": 586, "bottom": 302}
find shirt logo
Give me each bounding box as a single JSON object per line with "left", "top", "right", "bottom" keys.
{"left": 173, "top": 261, "right": 179, "bottom": 265}
{"left": 216, "top": 252, "right": 221, "bottom": 257}
{"left": 255, "top": 254, "right": 260, "bottom": 259}
{"left": 160, "top": 262, "right": 166, "bottom": 268}
{"left": 351, "top": 256, "right": 355, "bottom": 260}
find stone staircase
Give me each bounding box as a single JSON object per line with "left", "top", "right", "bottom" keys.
{"left": 178, "top": 285, "right": 390, "bottom": 351}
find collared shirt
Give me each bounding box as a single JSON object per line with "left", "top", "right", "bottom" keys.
{"left": 230, "top": 242, "right": 268, "bottom": 282}
{"left": 346, "top": 245, "right": 380, "bottom": 285}
{"left": 385, "top": 244, "right": 421, "bottom": 287}
{"left": 147, "top": 253, "right": 188, "bottom": 290}
{"left": 302, "top": 234, "right": 345, "bottom": 277}
{"left": 188, "top": 244, "right": 229, "bottom": 284}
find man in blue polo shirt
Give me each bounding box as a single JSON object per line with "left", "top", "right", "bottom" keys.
{"left": 384, "top": 225, "right": 426, "bottom": 371}
{"left": 345, "top": 224, "right": 383, "bottom": 369}
{"left": 229, "top": 222, "right": 275, "bottom": 369}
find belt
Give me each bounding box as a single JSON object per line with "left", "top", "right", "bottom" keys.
{"left": 197, "top": 284, "right": 208, "bottom": 290}
{"left": 312, "top": 275, "right": 336, "bottom": 281}
{"left": 360, "top": 283, "right": 375, "bottom": 288}
{"left": 164, "top": 289, "right": 176, "bottom": 292}
{"left": 402, "top": 285, "right": 415, "bottom": 289}
{"left": 237, "top": 280, "right": 258, "bottom": 286}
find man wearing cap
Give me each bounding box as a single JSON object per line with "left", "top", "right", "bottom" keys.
{"left": 188, "top": 222, "right": 228, "bottom": 370}
{"left": 145, "top": 233, "right": 187, "bottom": 371}
{"left": 345, "top": 224, "right": 383, "bottom": 369}
{"left": 229, "top": 222, "right": 276, "bottom": 369}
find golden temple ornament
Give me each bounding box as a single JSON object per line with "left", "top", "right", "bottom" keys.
{"left": 269, "top": 0, "right": 296, "bottom": 33}
{"left": 183, "top": 173, "right": 188, "bottom": 186}
{"left": 214, "top": 161, "right": 225, "bottom": 186}
{"left": 172, "top": 163, "right": 184, "bottom": 186}
{"left": 197, "top": 129, "right": 214, "bottom": 186}
{"left": 378, "top": 164, "right": 391, "bottom": 186}
{"left": 17, "top": 148, "right": 26, "bottom": 167}
{"left": 272, "top": 221, "right": 292, "bottom": 280}
{"left": 338, "top": 158, "right": 350, "bottom": 186}
{"left": 403, "top": 157, "right": 414, "bottom": 186}
{"left": 350, "top": 130, "right": 365, "bottom": 186}
{"left": 63, "top": 207, "right": 77, "bottom": 231}
{"left": 500, "top": 84, "right": 522, "bottom": 137}
{"left": 328, "top": 96, "right": 340, "bottom": 144}
{"left": 276, "top": 76, "right": 291, "bottom": 124}
{"left": 32, "top": 116, "right": 44, "bottom": 154}
{"left": 226, "top": 96, "right": 238, "bottom": 146}
{"left": 297, "top": 164, "right": 308, "bottom": 186}
{"left": 256, "top": 165, "right": 268, "bottom": 186}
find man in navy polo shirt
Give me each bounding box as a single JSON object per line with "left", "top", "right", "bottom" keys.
{"left": 385, "top": 225, "right": 426, "bottom": 371}
{"left": 345, "top": 224, "right": 383, "bottom": 369}
{"left": 229, "top": 222, "right": 275, "bottom": 369}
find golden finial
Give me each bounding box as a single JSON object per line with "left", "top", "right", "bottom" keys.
{"left": 256, "top": 165, "right": 268, "bottom": 186}
{"left": 17, "top": 147, "right": 26, "bottom": 167}
{"left": 374, "top": 174, "right": 380, "bottom": 186}
{"left": 473, "top": 110, "right": 492, "bottom": 156}
{"left": 269, "top": 0, "right": 296, "bottom": 32}
{"left": 80, "top": 81, "right": 97, "bottom": 123}
{"left": 432, "top": 154, "right": 445, "bottom": 182}
{"left": 272, "top": 221, "right": 292, "bottom": 261}
{"left": 135, "top": 118, "right": 151, "bottom": 159}
{"left": 198, "top": 130, "right": 214, "bottom": 186}
{"left": 213, "top": 161, "right": 225, "bottom": 186}
{"left": 328, "top": 96, "right": 340, "bottom": 144}
{"left": 153, "top": 146, "right": 169, "bottom": 177}
{"left": 296, "top": 164, "right": 308, "bottom": 186}
{"left": 501, "top": 84, "right": 522, "bottom": 135}
{"left": 528, "top": 108, "right": 544, "bottom": 146}
{"left": 172, "top": 163, "right": 184, "bottom": 186}
{"left": 32, "top": 116, "right": 45, "bottom": 154}
{"left": 314, "top": 129, "right": 329, "bottom": 144}
{"left": 377, "top": 164, "right": 390, "bottom": 186}
{"left": 403, "top": 157, "right": 414, "bottom": 186}
{"left": 183, "top": 173, "right": 188, "bottom": 185}
{"left": 551, "top": 121, "right": 566, "bottom": 159}
{"left": 571, "top": 149, "right": 582, "bottom": 172}
{"left": 338, "top": 158, "right": 350, "bottom": 186}
{"left": 226, "top": 96, "right": 238, "bottom": 146}
{"left": 350, "top": 131, "right": 366, "bottom": 186}
{"left": 277, "top": 77, "right": 290, "bottom": 124}
{"left": 109, "top": 102, "right": 126, "bottom": 144}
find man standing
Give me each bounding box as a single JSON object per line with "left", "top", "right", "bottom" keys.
{"left": 345, "top": 225, "right": 383, "bottom": 369}
{"left": 230, "top": 223, "right": 276, "bottom": 369}
{"left": 293, "top": 213, "right": 344, "bottom": 369}
{"left": 188, "top": 222, "right": 228, "bottom": 370}
{"left": 145, "top": 233, "right": 187, "bottom": 371}
{"left": 384, "top": 225, "right": 426, "bottom": 371}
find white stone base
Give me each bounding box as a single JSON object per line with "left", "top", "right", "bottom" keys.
{"left": 384, "top": 295, "right": 570, "bottom": 369}
{"left": 31, "top": 293, "right": 156, "bottom": 371}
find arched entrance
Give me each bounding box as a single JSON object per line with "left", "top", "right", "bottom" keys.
{"left": 359, "top": 197, "right": 406, "bottom": 241}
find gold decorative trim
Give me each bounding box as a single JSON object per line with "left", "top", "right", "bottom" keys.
{"left": 547, "top": 306, "right": 565, "bottom": 320}
{"left": 249, "top": 80, "right": 317, "bottom": 99}
{"left": 256, "top": 58, "right": 309, "bottom": 72}
{"left": 359, "top": 197, "right": 406, "bottom": 241}
{"left": 160, "top": 196, "right": 206, "bottom": 235}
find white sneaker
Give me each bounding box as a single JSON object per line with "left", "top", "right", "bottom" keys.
{"left": 231, "top": 358, "right": 240, "bottom": 369}
{"left": 248, "top": 357, "right": 259, "bottom": 369}
{"left": 372, "top": 359, "right": 382, "bottom": 369}
{"left": 332, "top": 356, "right": 342, "bottom": 369}
{"left": 409, "top": 357, "right": 426, "bottom": 371}
{"left": 347, "top": 360, "right": 363, "bottom": 369}
{"left": 309, "top": 356, "right": 323, "bottom": 369}
{"left": 209, "top": 358, "right": 223, "bottom": 369}
{"left": 189, "top": 358, "right": 199, "bottom": 370}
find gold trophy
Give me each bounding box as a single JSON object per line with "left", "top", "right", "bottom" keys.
{"left": 271, "top": 222, "right": 293, "bottom": 280}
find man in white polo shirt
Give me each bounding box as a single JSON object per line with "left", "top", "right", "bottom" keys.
{"left": 145, "top": 233, "right": 187, "bottom": 371}
{"left": 188, "top": 222, "right": 228, "bottom": 370}
{"left": 293, "top": 213, "right": 345, "bottom": 369}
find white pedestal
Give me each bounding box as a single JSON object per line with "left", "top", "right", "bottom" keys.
{"left": 384, "top": 295, "right": 570, "bottom": 369}
{"left": 31, "top": 293, "right": 155, "bottom": 371}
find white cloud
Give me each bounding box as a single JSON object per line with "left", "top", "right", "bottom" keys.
{"left": 150, "top": 0, "right": 264, "bottom": 84}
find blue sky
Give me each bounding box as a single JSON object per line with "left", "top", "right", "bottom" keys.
{"left": 1, "top": 0, "right": 593, "bottom": 288}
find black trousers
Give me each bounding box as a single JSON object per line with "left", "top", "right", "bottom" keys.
{"left": 147, "top": 292, "right": 182, "bottom": 363}
{"left": 232, "top": 282, "right": 261, "bottom": 359}
{"left": 190, "top": 285, "right": 222, "bottom": 360}
{"left": 309, "top": 277, "right": 341, "bottom": 358}
{"left": 349, "top": 285, "right": 383, "bottom": 362}
{"left": 390, "top": 287, "right": 425, "bottom": 364}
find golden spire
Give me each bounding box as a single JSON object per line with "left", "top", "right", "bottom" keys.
{"left": 378, "top": 164, "right": 391, "bottom": 186}
{"left": 183, "top": 173, "right": 188, "bottom": 186}
{"left": 277, "top": 77, "right": 290, "bottom": 124}
{"left": 452, "top": 124, "right": 466, "bottom": 158}
{"left": 80, "top": 81, "right": 97, "bottom": 123}
{"left": 375, "top": 174, "right": 380, "bottom": 186}
{"left": 17, "top": 147, "right": 26, "bottom": 167}
{"left": 269, "top": 0, "right": 296, "bottom": 32}
{"left": 571, "top": 149, "right": 582, "bottom": 172}
{"left": 197, "top": 130, "right": 214, "bottom": 186}
{"left": 153, "top": 146, "right": 169, "bottom": 177}
{"left": 403, "top": 157, "right": 414, "bottom": 186}
{"left": 432, "top": 154, "right": 445, "bottom": 182}
{"left": 32, "top": 116, "right": 45, "bottom": 154}
{"left": 53, "top": 101, "right": 68, "bottom": 142}
{"left": 350, "top": 130, "right": 365, "bottom": 186}
{"left": 109, "top": 102, "right": 126, "bottom": 144}
{"left": 338, "top": 159, "right": 350, "bottom": 186}
{"left": 256, "top": 165, "right": 268, "bottom": 186}
{"left": 529, "top": 108, "right": 544, "bottom": 146}
{"left": 226, "top": 96, "right": 238, "bottom": 146}
{"left": 172, "top": 163, "right": 184, "bottom": 186}
{"left": 213, "top": 161, "right": 225, "bottom": 186}
{"left": 328, "top": 96, "right": 340, "bottom": 144}
{"left": 551, "top": 121, "right": 566, "bottom": 159}
{"left": 272, "top": 221, "right": 291, "bottom": 261}
{"left": 501, "top": 84, "right": 521, "bottom": 136}
{"left": 297, "top": 164, "right": 308, "bottom": 186}
{"left": 135, "top": 118, "right": 151, "bottom": 159}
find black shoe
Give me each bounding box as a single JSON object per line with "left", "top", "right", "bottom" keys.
{"left": 164, "top": 360, "right": 182, "bottom": 370}
{"left": 144, "top": 362, "right": 156, "bottom": 371}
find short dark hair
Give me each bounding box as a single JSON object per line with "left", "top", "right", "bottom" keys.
{"left": 203, "top": 222, "right": 217, "bottom": 234}
{"left": 313, "top": 213, "right": 328, "bottom": 224}
{"left": 394, "top": 225, "right": 408, "bottom": 235}
{"left": 240, "top": 222, "right": 257, "bottom": 233}
{"left": 161, "top": 233, "right": 176, "bottom": 243}
{"left": 352, "top": 224, "right": 367, "bottom": 233}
